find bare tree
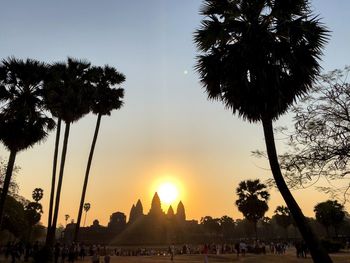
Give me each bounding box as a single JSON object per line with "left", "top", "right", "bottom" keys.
{"left": 278, "top": 67, "right": 350, "bottom": 203}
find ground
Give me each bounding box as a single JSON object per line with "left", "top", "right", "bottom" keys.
{"left": 1, "top": 248, "right": 349, "bottom": 262}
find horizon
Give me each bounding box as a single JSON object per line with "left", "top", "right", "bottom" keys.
{"left": 1, "top": 0, "right": 350, "bottom": 228}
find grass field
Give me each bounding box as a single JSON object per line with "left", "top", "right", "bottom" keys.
{"left": 1, "top": 249, "right": 349, "bottom": 262}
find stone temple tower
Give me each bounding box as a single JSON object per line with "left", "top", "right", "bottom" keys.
{"left": 149, "top": 192, "right": 163, "bottom": 216}
{"left": 176, "top": 201, "right": 186, "bottom": 221}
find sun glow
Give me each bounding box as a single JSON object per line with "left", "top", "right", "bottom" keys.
{"left": 158, "top": 182, "right": 179, "bottom": 205}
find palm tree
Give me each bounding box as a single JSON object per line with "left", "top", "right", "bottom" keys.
{"left": 83, "top": 202, "right": 91, "bottom": 227}
{"left": 73, "top": 65, "right": 125, "bottom": 241}
{"left": 32, "top": 188, "right": 44, "bottom": 203}
{"left": 45, "top": 58, "right": 94, "bottom": 245}
{"left": 274, "top": 205, "right": 292, "bottom": 238}
{"left": 42, "top": 77, "right": 62, "bottom": 233}
{"left": 314, "top": 200, "right": 345, "bottom": 238}
{"left": 64, "top": 214, "right": 70, "bottom": 227}
{"left": 236, "top": 179, "right": 269, "bottom": 240}
{"left": 0, "top": 57, "right": 55, "bottom": 225}
{"left": 194, "top": 0, "right": 330, "bottom": 262}
{"left": 42, "top": 62, "right": 66, "bottom": 234}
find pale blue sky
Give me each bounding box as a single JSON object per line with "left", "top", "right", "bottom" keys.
{"left": 0, "top": 1, "right": 349, "bottom": 225}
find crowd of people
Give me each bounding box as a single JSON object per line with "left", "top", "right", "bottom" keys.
{"left": 0, "top": 239, "right": 309, "bottom": 262}
{"left": 0, "top": 241, "right": 40, "bottom": 262}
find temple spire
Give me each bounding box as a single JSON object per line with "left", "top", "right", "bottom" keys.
{"left": 167, "top": 205, "right": 175, "bottom": 218}
{"left": 135, "top": 199, "right": 143, "bottom": 217}
{"left": 176, "top": 201, "right": 186, "bottom": 221}
{"left": 129, "top": 204, "right": 136, "bottom": 223}
{"left": 149, "top": 192, "right": 163, "bottom": 216}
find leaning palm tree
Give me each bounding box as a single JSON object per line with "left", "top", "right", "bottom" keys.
{"left": 194, "top": 0, "right": 330, "bottom": 262}
{"left": 73, "top": 65, "right": 125, "bottom": 241}
{"left": 45, "top": 58, "right": 94, "bottom": 245}
{"left": 0, "top": 57, "right": 55, "bottom": 225}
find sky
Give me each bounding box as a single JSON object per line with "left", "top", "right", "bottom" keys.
{"left": 1, "top": 0, "right": 350, "bottom": 227}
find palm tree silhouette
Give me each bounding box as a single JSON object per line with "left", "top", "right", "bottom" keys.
{"left": 45, "top": 58, "right": 94, "bottom": 245}
{"left": 0, "top": 57, "right": 55, "bottom": 225}
{"left": 236, "top": 179, "right": 269, "bottom": 240}
{"left": 73, "top": 65, "right": 125, "bottom": 241}
{"left": 64, "top": 214, "right": 70, "bottom": 227}
{"left": 32, "top": 188, "right": 44, "bottom": 203}
{"left": 83, "top": 202, "right": 91, "bottom": 227}
{"left": 42, "top": 70, "right": 62, "bottom": 234}
{"left": 194, "top": 1, "right": 330, "bottom": 262}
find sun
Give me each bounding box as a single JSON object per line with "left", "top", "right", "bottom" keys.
{"left": 158, "top": 182, "right": 179, "bottom": 205}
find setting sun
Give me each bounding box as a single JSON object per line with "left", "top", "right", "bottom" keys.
{"left": 157, "top": 182, "right": 179, "bottom": 205}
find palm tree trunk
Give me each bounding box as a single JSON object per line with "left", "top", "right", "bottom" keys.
{"left": 73, "top": 114, "right": 102, "bottom": 242}
{"left": 0, "top": 150, "right": 17, "bottom": 226}
{"left": 83, "top": 211, "right": 87, "bottom": 227}
{"left": 47, "top": 121, "right": 70, "bottom": 246}
{"left": 262, "top": 117, "right": 332, "bottom": 263}
{"left": 46, "top": 118, "right": 61, "bottom": 235}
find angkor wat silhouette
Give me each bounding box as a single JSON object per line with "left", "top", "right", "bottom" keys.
{"left": 64, "top": 192, "right": 195, "bottom": 245}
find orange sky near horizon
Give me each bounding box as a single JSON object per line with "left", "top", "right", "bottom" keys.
{"left": 1, "top": 0, "right": 350, "bottom": 228}
{"left": 0, "top": 113, "right": 339, "bottom": 227}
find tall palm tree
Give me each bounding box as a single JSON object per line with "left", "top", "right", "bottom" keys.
{"left": 236, "top": 179, "right": 269, "bottom": 240}
{"left": 32, "top": 188, "right": 44, "bottom": 203}
{"left": 64, "top": 214, "right": 70, "bottom": 227}
{"left": 0, "top": 57, "right": 55, "bottom": 225}
{"left": 83, "top": 202, "right": 91, "bottom": 227}
{"left": 73, "top": 65, "right": 125, "bottom": 241}
{"left": 194, "top": 0, "right": 330, "bottom": 262}
{"left": 45, "top": 58, "right": 94, "bottom": 245}
{"left": 274, "top": 205, "right": 292, "bottom": 238}
{"left": 42, "top": 64, "right": 63, "bottom": 234}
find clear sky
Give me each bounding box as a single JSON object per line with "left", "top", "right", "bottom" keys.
{"left": 0, "top": 0, "right": 350, "bottom": 227}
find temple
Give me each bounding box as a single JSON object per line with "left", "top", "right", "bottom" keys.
{"left": 64, "top": 192, "right": 193, "bottom": 244}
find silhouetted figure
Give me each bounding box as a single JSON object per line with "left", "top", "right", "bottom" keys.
{"left": 68, "top": 244, "right": 75, "bottom": 263}
{"left": 104, "top": 254, "right": 111, "bottom": 263}
{"left": 91, "top": 252, "right": 100, "bottom": 263}
{"left": 24, "top": 243, "right": 31, "bottom": 262}
{"left": 61, "top": 244, "right": 68, "bottom": 262}
{"left": 234, "top": 242, "right": 240, "bottom": 257}
{"left": 239, "top": 241, "right": 247, "bottom": 256}
{"left": 169, "top": 244, "right": 175, "bottom": 261}
{"left": 10, "top": 243, "right": 20, "bottom": 263}
{"left": 79, "top": 245, "right": 86, "bottom": 260}
{"left": 54, "top": 243, "right": 60, "bottom": 263}
{"left": 203, "top": 244, "right": 209, "bottom": 263}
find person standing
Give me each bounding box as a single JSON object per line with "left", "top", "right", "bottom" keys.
{"left": 91, "top": 252, "right": 100, "bottom": 263}
{"left": 234, "top": 242, "right": 240, "bottom": 257}
{"left": 203, "top": 244, "right": 209, "bottom": 263}
{"left": 68, "top": 244, "right": 75, "bottom": 263}
{"left": 104, "top": 254, "right": 111, "bottom": 263}
{"left": 239, "top": 241, "right": 247, "bottom": 257}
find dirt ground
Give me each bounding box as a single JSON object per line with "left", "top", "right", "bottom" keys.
{"left": 79, "top": 250, "right": 349, "bottom": 263}
{"left": 1, "top": 248, "right": 349, "bottom": 262}
{"left": 88, "top": 251, "right": 349, "bottom": 263}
